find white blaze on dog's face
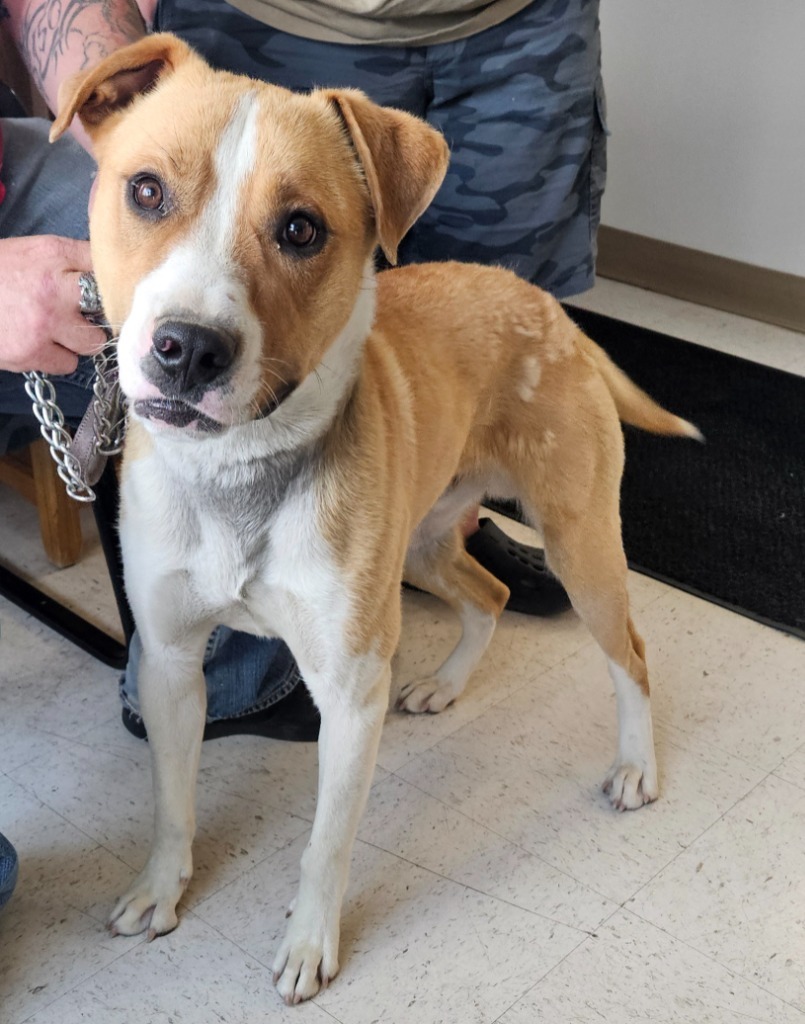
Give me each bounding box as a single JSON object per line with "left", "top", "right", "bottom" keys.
{"left": 52, "top": 35, "right": 449, "bottom": 436}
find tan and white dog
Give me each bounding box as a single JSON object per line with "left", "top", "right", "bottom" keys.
{"left": 53, "top": 35, "right": 700, "bottom": 1004}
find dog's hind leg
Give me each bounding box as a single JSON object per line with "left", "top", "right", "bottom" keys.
{"left": 397, "top": 527, "right": 509, "bottom": 713}
{"left": 535, "top": 499, "right": 659, "bottom": 811}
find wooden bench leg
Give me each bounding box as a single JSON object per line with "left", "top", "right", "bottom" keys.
{"left": 29, "top": 439, "right": 83, "bottom": 568}
{"left": 0, "top": 459, "right": 130, "bottom": 667}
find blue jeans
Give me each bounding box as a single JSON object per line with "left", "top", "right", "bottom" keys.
{"left": 121, "top": 626, "right": 302, "bottom": 722}
{"left": 0, "top": 118, "right": 299, "bottom": 722}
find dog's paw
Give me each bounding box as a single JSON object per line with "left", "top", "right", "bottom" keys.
{"left": 108, "top": 862, "right": 191, "bottom": 940}
{"left": 272, "top": 912, "right": 339, "bottom": 1004}
{"left": 396, "top": 675, "right": 459, "bottom": 714}
{"left": 603, "top": 761, "right": 659, "bottom": 811}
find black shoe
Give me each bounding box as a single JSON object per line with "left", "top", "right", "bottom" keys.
{"left": 121, "top": 680, "right": 320, "bottom": 744}
{"left": 465, "top": 517, "right": 571, "bottom": 617}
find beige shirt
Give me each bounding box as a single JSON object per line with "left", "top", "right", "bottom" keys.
{"left": 224, "top": 0, "right": 535, "bottom": 46}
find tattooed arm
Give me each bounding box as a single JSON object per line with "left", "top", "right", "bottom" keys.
{"left": 3, "top": 0, "right": 146, "bottom": 145}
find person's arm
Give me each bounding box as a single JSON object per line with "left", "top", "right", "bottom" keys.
{"left": 0, "top": 236, "right": 106, "bottom": 373}
{"left": 3, "top": 0, "right": 147, "bottom": 150}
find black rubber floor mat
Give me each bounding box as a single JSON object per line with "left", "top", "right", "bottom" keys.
{"left": 561, "top": 306, "right": 805, "bottom": 639}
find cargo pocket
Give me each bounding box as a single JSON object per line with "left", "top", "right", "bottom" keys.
{"left": 590, "top": 74, "right": 610, "bottom": 246}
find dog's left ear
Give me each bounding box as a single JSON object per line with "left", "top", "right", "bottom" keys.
{"left": 50, "top": 33, "right": 197, "bottom": 143}
{"left": 324, "top": 89, "right": 450, "bottom": 265}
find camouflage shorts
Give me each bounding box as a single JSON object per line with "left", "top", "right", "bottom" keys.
{"left": 155, "top": 0, "right": 607, "bottom": 298}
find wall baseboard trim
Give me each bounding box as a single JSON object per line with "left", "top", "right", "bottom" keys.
{"left": 596, "top": 226, "right": 805, "bottom": 335}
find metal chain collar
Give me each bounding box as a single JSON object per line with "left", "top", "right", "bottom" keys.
{"left": 23, "top": 272, "right": 125, "bottom": 503}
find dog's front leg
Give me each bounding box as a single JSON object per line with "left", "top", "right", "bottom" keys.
{"left": 109, "top": 634, "right": 208, "bottom": 940}
{"left": 273, "top": 654, "right": 390, "bottom": 1004}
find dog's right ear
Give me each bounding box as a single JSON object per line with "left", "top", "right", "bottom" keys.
{"left": 50, "top": 33, "right": 196, "bottom": 143}
{"left": 323, "top": 89, "right": 450, "bottom": 266}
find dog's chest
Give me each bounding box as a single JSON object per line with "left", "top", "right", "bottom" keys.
{"left": 189, "top": 506, "right": 270, "bottom": 610}
{"left": 188, "top": 485, "right": 349, "bottom": 667}
{"left": 128, "top": 442, "right": 312, "bottom": 614}
{"left": 154, "top": 456, "right": 344, "bottom": 638}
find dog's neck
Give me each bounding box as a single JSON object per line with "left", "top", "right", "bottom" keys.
{"left": 142, "top": 267, "right": 377, "bottom": 491}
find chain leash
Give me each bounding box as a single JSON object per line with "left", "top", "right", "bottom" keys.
{"left": 23, "top": 272, "right": 125, "bottom": 503}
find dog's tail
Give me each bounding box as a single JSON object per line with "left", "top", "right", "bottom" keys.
{"left": 581, "top": 335, "right": 704, "bottom": 441}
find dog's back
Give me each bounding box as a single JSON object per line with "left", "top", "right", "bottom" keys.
{"left": 371, "top": 261, "right": 697, "bottom": 532}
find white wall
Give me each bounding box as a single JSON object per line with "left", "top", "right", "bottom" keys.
{"left": 599, "top": 1, "right": 805, "bottom": 276}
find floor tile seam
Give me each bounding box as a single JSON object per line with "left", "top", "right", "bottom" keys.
{"left": 0, "top": 771, "right": 108, "bottom": 863}
{"left": 25, "top": 730, "right": 142, "bottom": 770}
{"left": 197, "top": 779, "right": 321, "bottom": 824}
{"left": 187, "top": 818, "right": 312, "bottom": 916}
{"left": 64, "top": 846, "right": 147, "bottom": 926}
{"left": 618, "top": 768, "right": 777, "bottom": 912}
{"left": 643, "top": 641, "right": 803, "bottom": 776}
{"left": 4, "top": 726, "right": 146, "bottom": 777}
{"left": 382, "top": 629, "right": 602, "bottom": 777}
{"left": 358, "top": 830, "right": 604, "bottom": 938}
{"left": 3, "top": 747, "right": 55, "bottom": 777}
{"left": 618, "top": 905, "right": 805, "bottom": 1017}
{"left": 647, "top": 715, "right": 780, "bottom": 777}
{"left": 8, "top": 710, "right": 771, "bottom": 920}
{"left": 488, "top": 929, "right": 595, "bottom": 1024}
{"left": 2, "top": 775, "right": 119, "bottom": 853}
{"left": 383, "top": 768, "right": 618, "bottom": 916}
{"left": 178, "top": 908, "right": 347, "bottom": 1022}
{"left": 34, "top": 713, "right": 123, "bottom": 746}
{"left": 14, "top": 934, "right": 148, "bottom": 1024}
{"left": 769, "top": 735, "right": 805, "bottom": 779}
{"left": 464, "top": 647, "right": 579, "bottom": 709}
{"left": 27, "top": 801, "right": 311, "bottom": 883}
{"left": 386, "top": 733, "right": 748, "bottom": 913}
{"left": 385, "top": 763, "right": 781, "bottom": 922}
{"left": 626, "top": 582, "right": 672, "bottom": 614}
{"left": 769, "top": 769, "right": 805, "bottom": 793}
{"left": 381, "top": 668, "right": 556, "bottom": 776}
{"left": 547, "top": 635, "right": 600, "bottom": 673}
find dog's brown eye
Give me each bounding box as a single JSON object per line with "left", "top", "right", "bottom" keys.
{"left": 283, "top": 214, "right": 317, "bottom": 248}
{"left": 132, "top": 176, "right": 165, "bottom": 212}
{"left": 277, "top": 210, "right": 326, "bottom": 258}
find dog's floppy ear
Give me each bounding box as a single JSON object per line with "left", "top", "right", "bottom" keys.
{"left": 324, "top": 89, "right": 450, "bottom": 265}
{"left": 50, "top": 33, "right": 196, "bottom": 143}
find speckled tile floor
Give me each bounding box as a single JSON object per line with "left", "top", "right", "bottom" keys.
{"left": 1, "top": 280, "right": 803, "bottom": 1024}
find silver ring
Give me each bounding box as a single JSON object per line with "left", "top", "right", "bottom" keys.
{"left": 78, "top": 271, "right": 103, "bottom": 318}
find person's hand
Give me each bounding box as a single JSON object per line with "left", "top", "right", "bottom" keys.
{"left": 0, "top": 235, "right": 107, "bottom": 374}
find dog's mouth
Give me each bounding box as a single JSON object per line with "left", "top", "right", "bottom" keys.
{"left": 133, "top": 398, "right": 223, "bottom": 433}
{"left": 257, "top": 379, "right": 298, "bottom": 419}
{"left": 133, "top": 379, "right": 298, "bottom": 433}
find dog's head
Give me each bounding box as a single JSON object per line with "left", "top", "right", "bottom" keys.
{"left": 53, "top": 35, "right": 449, "bottom": 436}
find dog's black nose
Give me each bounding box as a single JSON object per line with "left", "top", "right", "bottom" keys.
{"left": 151, "top": 320, "right": 236, "bottom": 392}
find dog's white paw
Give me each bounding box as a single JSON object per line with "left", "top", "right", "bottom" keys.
{"left": 396, "top": 675, "right": 459, "bottom": 714}
{"left": 108, "top": 861, "right": 191, "bottom": 940}
{"left": 272, "top": 912, "right": 339, "bottom": 1005}
{"left": 603, "top": 761, "right": 659, "bottom": 811}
